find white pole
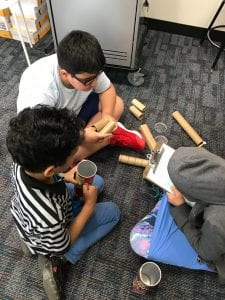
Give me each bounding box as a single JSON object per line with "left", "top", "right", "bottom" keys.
{"left": 17, "top": 0, "right": 33, "bottom": 48}
{"left": 9, "top": 0, "right": 32, "bottom": 66}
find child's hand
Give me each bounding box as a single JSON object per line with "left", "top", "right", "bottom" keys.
{"left": 96, "top": 131, "right": 112, "bottom": 143}
{"left": 82, "top": 184, "right": 98, "bottom": 206}
{"left": 166, "top": 186, "right": 185, "bottom": 206}
{"left": 62, "top": 166, "right": 82, "bottom": 186}
{"left": 84, "top": 127, "right": 112, "bottom": 143}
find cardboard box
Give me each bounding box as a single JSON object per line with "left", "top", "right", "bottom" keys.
{"left": 0, "top": 15, "right": 11, "bottom": 31}
{"left": 10, "top": 20, "right": 50, "bottom": 44}
{"left": 10, "top": 0, "right": 47, "bottom": 19}
{"left": 20, "top": 0, "right": 45, "bottom": 6}
{"left": 0, "top": 1, "right": 11, "bottom": 17}
{"left": 0, "top": 29, "right": 12, "bottom": 39}
{"left": 10, "top": 10, "right": 49, "bottom": 31}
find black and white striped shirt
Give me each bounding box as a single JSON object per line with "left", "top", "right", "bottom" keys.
{"left": 11, "top": 163, "right": 72, "bottom": 255}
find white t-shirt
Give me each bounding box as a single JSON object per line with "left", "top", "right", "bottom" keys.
{"left": 17, "top": 54, "right": 111, "bottom": 114}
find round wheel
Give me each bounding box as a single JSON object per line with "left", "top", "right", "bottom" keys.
{"left": 127, "top": 71, "right": 145, "bottom": 86}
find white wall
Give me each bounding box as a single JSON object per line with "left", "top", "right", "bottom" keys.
{"left": 142, "top": 0, "right": 225, "bottom": 28}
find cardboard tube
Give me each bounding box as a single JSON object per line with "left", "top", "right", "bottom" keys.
{"left": 131, "top": 98, "right": 146, "bottom": 112}
{"left": 172, "top": 111, "right": 204, "bottom": 146}
{"left": 129, "top": 105, "right": 144, "bottom": 120}
{"left": 119, "top": 154, "right": 149, "bottom": 168}
{"left": 99, "top": 120, "right": 116, "bottom": 134}
{"left": 139, "top": 124, "right": 156, "bottom": 151}
{"left": 143, "top": 165, "right": 151, "bottom": 178}
{"left": 93, "top": 118, "right": 110, "bottom": 132}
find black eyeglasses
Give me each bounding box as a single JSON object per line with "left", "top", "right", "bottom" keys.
{"left": 72, "top": 72, "right": 101, "bottom": 86}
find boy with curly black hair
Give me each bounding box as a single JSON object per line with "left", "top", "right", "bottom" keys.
{"left": 6, "top": 105, "right": 120, "bottom": 300}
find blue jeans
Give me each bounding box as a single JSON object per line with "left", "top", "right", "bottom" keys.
{"left": 64, "top": 175, "right": 120, "bottom": 264}
{"left": 67, "top": 174, "right": 104, "bottom": 216}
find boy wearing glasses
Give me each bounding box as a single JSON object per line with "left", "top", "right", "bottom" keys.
{"left": 17, "top": 30, "right": 145, "bottom": 162}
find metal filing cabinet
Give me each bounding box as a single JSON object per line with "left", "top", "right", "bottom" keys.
{"left": 46, "top": 0, "right": 146, "bottom": 84}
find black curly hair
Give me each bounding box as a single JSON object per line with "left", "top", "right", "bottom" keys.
{"left": 6, "top": 105, "right": 84, "bottom": 172}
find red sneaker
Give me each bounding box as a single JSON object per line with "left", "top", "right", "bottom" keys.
{"left": 109, "top": 122, "right": 145, "bottom": 150}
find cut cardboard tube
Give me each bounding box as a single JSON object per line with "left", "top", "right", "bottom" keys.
{"left": 139, "top": 124, "right": 156, "bottom": 151}
{"left": 129, "top": 105, "right": 144, "bottom": 120}
{"left": 131, "top": 98, "right": 146, "bottom": 112}
{"left": 119, "top": 154, "right": 149, "bottom": 168}
{"left": 143, "top": 165, "right": 151, "bottom": 178}
{"left": 172, "top": 111, "right": 205, "bottom": 146}
{"left": 93, "top": 118, "right": 110, "bottom": 132}
{"left": 99, "top": 120, "right": 116, "bottom": 134}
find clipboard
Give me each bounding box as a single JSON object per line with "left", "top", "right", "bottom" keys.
{"left": 144, "top": 144, "right": 175, "bottom": 193}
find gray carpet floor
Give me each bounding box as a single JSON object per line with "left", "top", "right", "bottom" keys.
{"left": 1, "top": 28, "right": 225, "bottom": 299}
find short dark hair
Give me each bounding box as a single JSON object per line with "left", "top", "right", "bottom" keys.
{"left": 57, "top": 30, "right": 105, "bottom": 75}
{"left": 6, "top": 105, "right": 84, "bottom": 172}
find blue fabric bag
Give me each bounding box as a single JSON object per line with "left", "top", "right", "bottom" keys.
{"left": 148, "top": 193, "right": 213, "bottom": 271}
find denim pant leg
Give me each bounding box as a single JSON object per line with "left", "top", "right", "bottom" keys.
{"left": 67, "top": 174, "right": 104, "bottom": 198}
{"left": 66, "top": 174, "right": 104, "bottom": 218}
{"left": 91, "top": 174, "right": 104, "bottom": 193}
{"left": 64, "top": 202, "right": 121, "bottom": 264}
{"left": 74, "top": 174, "right": 104, "bottom": 195}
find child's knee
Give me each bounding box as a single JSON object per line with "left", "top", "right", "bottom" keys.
{"left": 111, "top": 202, "right": 121, "bottom": 221}
{"left": 106, "top": 202, "right": 121, "bottom": 222}
{"left": 93, "top": 174, "right": 104, "bottom": 193}
{"left": 130, "top": 227, "right": 150, "bottom": 258}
